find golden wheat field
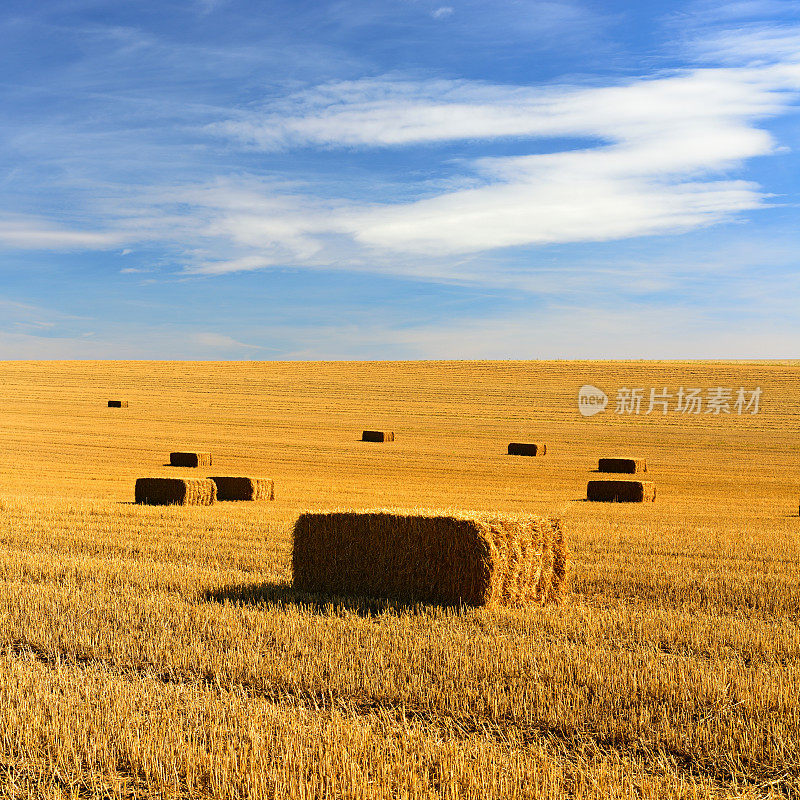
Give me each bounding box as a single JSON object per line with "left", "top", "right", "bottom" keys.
{"left": 0, "top": 360, "right": 799, "bottom": 799}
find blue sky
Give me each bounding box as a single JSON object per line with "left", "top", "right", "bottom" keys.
{"left": 1, "top": 0, "right": 799, "bottom": 358}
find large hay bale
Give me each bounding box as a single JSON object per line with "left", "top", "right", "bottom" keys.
{"left": 598, "top": 457, "right": 646, "bottom": 474}
{"left": 107, "top": 400, "right": 128, "bottom": 408}
{"left": 169, "top": 452, "right": 212, "bottom": 468}
{"left": 209, "top": 476, "right": 274, "bottom": 501}
{"left": 508, "top": 442, "right": 546, "bottom": 456}
{"left": 587, "top": 480, "right": 656, "bottom": 503}
{"left": 135, "top": 477, "right": 216, "bottom": 506}
{"left": 292, "top": 510, "right": 568, "bottom": 607}
{"left": 362, "top": 431, "right": 395, "bottom": 442}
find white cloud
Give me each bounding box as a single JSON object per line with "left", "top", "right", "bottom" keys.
{"left": 185, "top": 255, "right": 276, "bottom": 275}
{"left": 246, "top": 301, "right": 800, "bottom": 359}
{"left": 192, "top": 332, "right": 260, "bottom": 349}
{"left": 0, "top": 328, "right": 258, "bottom": 359}
{"left": 198, "top": 40, "right": 800, "bottom": 261}
{"left": 432, "top": 7, "right": 454, "bottom": 19}
{"left": 0, "top": 297, "right": 87, "bottom": 330}
{"left": 0, "top": 217, "right": 122, "bottom": 250}
{"left": 346, "top": 179, "right": 762, "bottom": 255}
{"left": 382, "top": 306, "right": 800, "bottom": 359}
{"left": 685, "top": 1, "right": 800, "bottom": 23}
{"left": 4, "top": 27, "right": 798, "bottom": 276}
{"left": 208, "top": 64, "right": 796, "bottom": 150}
{"left": 197, "top": 0, "right": 225, "bottom": 14}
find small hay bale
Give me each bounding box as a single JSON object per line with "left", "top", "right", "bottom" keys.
{"left": 135, "top": 477, "right": 216, "bottom": 506}
{"left": 292, "top": 509, "right": 568, "bottom": 607}
{"left": 169, "top": 452, "right": 212, "bottom": 468}
{"left": 508, "top": 442, "right": 546, "bottom": 456}
{"left": 362, "top": 431, "right": 395, "bottom": 442}
{"left": 587, "top": 480, "right": 656, "bottom": 503}
{"left": 107, "top": 400, "right": 128, "bottom": 408}
{"left": 209, "top": 477, "right": 274, "bottom": 501}
{"left": 598, "top": 457, "right": 646, "bottom": 474}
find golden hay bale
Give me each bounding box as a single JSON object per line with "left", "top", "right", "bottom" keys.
{"left": 169, "top": 452, "right": 212, "bottom": 468}
{"left": 586, "top": 480, "right": 656, "bottom": 503}
{"left": 598, "top": 457, "right": 646, "bottom": 474}
{"left": 362, "top": 430, "right": 395, "bottom": 442}
{"left": 134, "top": 477, "right": 216, "bottom": 506}
{"left": 292, "top": 509, "right": 568, "bottom": 607}
{"left": 209, "top": 477, "right": 274, "bottom": 501}
{"left": 107, "top": 400, "right": 128, "bottom": 408}
{"left": 507, "top": 442, "right": 546, "bottom": 456}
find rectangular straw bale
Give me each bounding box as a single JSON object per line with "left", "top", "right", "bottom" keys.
{"left": 598, "top": 457, "right": 646, "bottom": 474}
{"left": 169, "top": 451, "right": 212, "bottom": 468}
{"left": 292, "top": 509, "right": 568, "bottom": 607}
{"left": 508, "top": 442, "right": 546, "bottom": 456}
{"left": 135, "top": 477, "right": 216, "bottom": 506}
{"left": 362, "top": 431, "right": 395, "bottom": 442}
{"left": 209, "top": 476, "right": 274, "bottom": 501}
{"left": 107, "top": 400, "right": 128, "bottom": 408}
{"left": 587, "top": 480, "right": 656, "bottom": 502}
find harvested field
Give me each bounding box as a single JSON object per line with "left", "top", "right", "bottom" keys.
{"left": 292, "top": 509, "right": 567, "bottom": 606}
{"left": 209, "top": 476, "right": 274, "bottom": 501}
{"left": 0, "top": 359, "right": 798, "bottom": 798}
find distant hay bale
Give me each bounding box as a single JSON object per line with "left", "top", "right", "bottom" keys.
{"left": 508, "top": 442, "right": 546, "bottom": 456}
{"left": 292, "top": 510, "right": 568, "bottom": 607}
{"left": 587, "top": 480, "right": 656, "bottom": 503}
{"left": 169, "top": 452, "right": 212, "bottom": 468}
{"left": 135, "top": 477, "right": 216, "bottom": 506}
{"left": 362, "top": 431, "right": 395, "bottom": 442}
{"left": 107, "top": 400, "right": 128, "bottom": 408}
{"left": 598, "top": 457, "right": 646, "bottom": 474}
{"left": 209, "top": 477, "right": 274, "bottom": 501}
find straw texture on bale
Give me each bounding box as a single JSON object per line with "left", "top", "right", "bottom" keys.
{"left": 107, "top": 400, "right": 128, "bottom": 408}
{"left": 169, "top": 452, "right": 212, "bottom": 468}
{"left": 507, "top": 442, "right": 546, "bottom": 456}
{"left": 361, "top": 431, "right": 395, "bottom": 442}
{"left": 292, "top": 509, "right": 568, "bottom": 607}
{"left": 598, "top": 457, "right": 646, "bottom": 474}
{"left": 208, "top": 476, "right": 274, "bottom": 501}
{"left": 587, "top": 480, "right": 656, "bottom": 503}
{"left": 134, "top": 477, "right": 216, "bottom": 506}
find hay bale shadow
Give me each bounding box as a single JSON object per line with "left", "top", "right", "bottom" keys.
{"left": 202, "top": 582, "right": 461, "bottom": 617}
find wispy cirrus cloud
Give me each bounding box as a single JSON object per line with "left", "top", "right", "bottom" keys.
{"left": 208, "top": 63, "right": 794, "bottom": 151}
{"left": 192, "top": 332, "right": 259, "bottom": 349}
{"left": 692, "top": 24, "right": 800, "bottom": 63}
{"left": 4, "top": 22, "right": 800, "bottom": 281}
{"left": 193, "top": 31, "right": 800, "bottom": 261}
{"left": 0, "top": 217, "right": 123, "bottom": 250}
{"left": 679, "top": 0, "right": 800, "bottom": 23}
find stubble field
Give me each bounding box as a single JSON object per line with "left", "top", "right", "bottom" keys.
{"left": 0, "top": 360, "right": 798, "bottom": 798}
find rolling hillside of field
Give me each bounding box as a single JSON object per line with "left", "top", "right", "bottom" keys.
{"left": 0, "top": 360, "right": 798, "bottom": 798}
